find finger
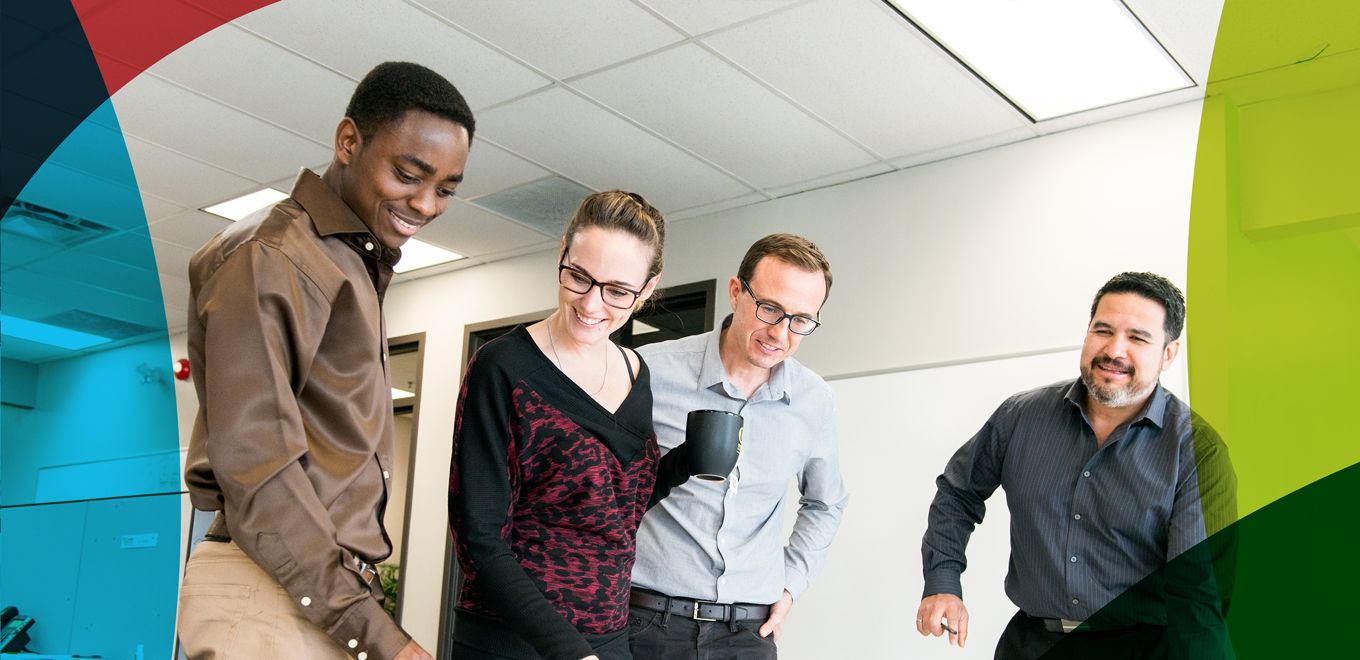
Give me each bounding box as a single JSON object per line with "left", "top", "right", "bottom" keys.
{"left": 758, "top": 622, "right": 772, "bottom": 638}
{"left": 929, "top": 603, "right": 948, "bottom": 638}
{"left": 915, "top": 602, "right": 930, "bottom": 636}
{"left": 958, "top": 612, "right": 969, "bottom": 649}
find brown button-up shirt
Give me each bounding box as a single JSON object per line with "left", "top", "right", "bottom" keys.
{"left": 184, "top": 169, "right": 408, "bottom": 659}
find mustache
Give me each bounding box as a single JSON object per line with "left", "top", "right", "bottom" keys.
{"left": 1091, "top": 357, "right": 1133, "bottom": 375}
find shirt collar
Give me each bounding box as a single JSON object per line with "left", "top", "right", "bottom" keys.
{"left": 699, "top": 314, "right": 792, "bottom": 403}
{"left": 1064, "top": 378, "right": 1168, "bottom": 430}
{"left": 290, "top": 168, "right": 401, "bottom": 267}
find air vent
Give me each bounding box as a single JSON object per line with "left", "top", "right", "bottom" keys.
{"left": 40, "top": 309, "right": 159, "bottom": 340}
{"left": 470, "top": 176, "right": 593, "bottom": 237}
{"left": 2, "top": 199, "right": 117, "bottom": 248}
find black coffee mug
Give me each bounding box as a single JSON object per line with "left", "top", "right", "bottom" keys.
{"left": 686, "top": 409, "right": 744, "bottom": 482}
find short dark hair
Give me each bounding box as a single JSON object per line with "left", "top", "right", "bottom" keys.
{"left": 737, "top": 233, "right": 833, "bottom": 304}
{"left": 345, "top": 62, "right": 475, "bottom": 141}
{"left": 1090, "top": 272, "right": 1185, "bottom": 344}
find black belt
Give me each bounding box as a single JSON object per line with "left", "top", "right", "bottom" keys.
{"left": 1027, "top": 614, "right": 1087, "bottom": 633}
{"left": 629, "top": 589, "right": 769, "bottom": 623}
{"left": 1024, "top": 613, "right": 1156, "bottom": 634}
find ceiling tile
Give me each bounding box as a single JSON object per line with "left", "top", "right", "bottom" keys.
{"left": 765, "top": 162, "right": 893, "bottom": 198}
{"left": 457, "top": 141, "right": 553, "bottom": 200}
{"left": 667, "top": 192, "right": 769, "bottom": 221}
{"left": 146, "top": 23, "right": 356, "bottom": 144}
{"left": 417, "top": 0, "right": 684, "bottom": 79}
{"left": 113, "top": 74, "right": 332, "bottom": 184}
{"left": 140, "top": 193, "right": 185, "bottom": 224}
{"left": 22, "top": 251, "right": 161, "bottom": 302}
{"left": 704, "top": 0, "right": 1028, "bottom": 160}
{"left": 4, "top": 268, "right": 166, "bottom": 332}
{"left": 151, "top": 239, "right": 199, "bottom": 279}
{"left": 477, "top": 87, "right": 751, "bottom": 212}
{"left": 574, "top": 43, "right": 878, "bottom": 189}
{"left": 636, "top": 0, "right": 804, "bottom": 36}
{"left": 149, "top": 210, "right": 231, "bottom": 251}
{"left": 418, "top": 200, "right": 557, "bottom": 257}
{"left": 234, "top": 0, "right": 549, "bottom": 110}
{"left": 120, "top": 136, "right": 257, "bottom": 209}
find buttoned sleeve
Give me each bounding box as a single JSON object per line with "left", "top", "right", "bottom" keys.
{"left": 921, "top": 401, "right": 1011, "bottom": 600}
{"left": 196, "top": 241, "right": 408, "bottom": 660}
{"left": 783, "top": 390, "right": 850, "bottom": 600}
{"left": 448, "top": 347, "right": 595, "bottom": 660}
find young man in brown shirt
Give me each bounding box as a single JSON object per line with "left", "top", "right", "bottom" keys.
{"left": 178, "top": 62, "right": 473, "bottom": 660}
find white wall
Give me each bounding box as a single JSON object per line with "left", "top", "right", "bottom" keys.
{"left": 168, "top": 98, "right": 1203, "bottom": 652}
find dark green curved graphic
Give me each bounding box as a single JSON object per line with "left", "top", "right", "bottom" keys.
{"left": 1047, "top": 0, "right": 1360, "bottom": 657}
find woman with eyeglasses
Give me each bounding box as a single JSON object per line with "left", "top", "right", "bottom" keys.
{"left": 448, "top": 191, "right": 695, "bottom": 660}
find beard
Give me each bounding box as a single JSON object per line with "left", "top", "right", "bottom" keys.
{"left": 1081, "top": 357, "right": 1159, "bottom": 408}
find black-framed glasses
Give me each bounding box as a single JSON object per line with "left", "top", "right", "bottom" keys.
{"left": 559, "top": 263, "right": 643, "bottom": 310}
{"left": 739, "top": 278, "right": 821, "bottom": 335}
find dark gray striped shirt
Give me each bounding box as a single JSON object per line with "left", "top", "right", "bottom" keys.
{"left": 922, "top": 378, "right": 1235, "bottom": 622}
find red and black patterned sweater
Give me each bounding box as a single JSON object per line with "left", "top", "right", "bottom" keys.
{"left": 448, "top": 326, "right": 690, "bottom": 660}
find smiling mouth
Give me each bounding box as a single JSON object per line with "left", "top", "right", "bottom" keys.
{"left": 390, "top": 209, "right": 425, "bottom": 234}
{"left": 1095, "top": 359, "right": 1132, "bottom": 377}
{"left": 756, "top": 338, "right": 782, "bottom": 354}
{"left": 573, "top": 309, "right": 605, "bottom": 327}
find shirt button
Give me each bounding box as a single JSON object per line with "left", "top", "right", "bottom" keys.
{"left": 1070, "top": 556, "right": 1078, "bottom": 563}
{"left": 1072, "top": 598, "right": 1080, "bottom": 605}
{"left": 1083, "top": 471, "right": 1091, "bottom": 478}
{"left": 383, "top": 471, "right": 390, "bottom": 479}
{"left": 300, "top": 596, "right": 311, "bottom": 607}
{"left": 348, "top": 639, "right": 358, "bottom": 649}
{"left": 364, "top": 242, "right": 374, "bottom": 251}
{"left": 1073, "top": 514, "right": 1081, "bottom": 520}
{"left": 358, "top": 653, "right": 368, "bottom": 660}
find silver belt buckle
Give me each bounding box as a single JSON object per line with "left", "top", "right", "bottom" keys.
{"left": 691, "top": 600, "right": 719, "bottom": 622}
{"left": 1060, "top": 619, "right": 1083, "bottom": 633}
{"left": 357, "top": 560, "right": 378, "bottom": 585}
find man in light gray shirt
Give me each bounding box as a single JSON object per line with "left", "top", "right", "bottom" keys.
{"left": 630, "top": 233, "right": 849, "bottom": 660}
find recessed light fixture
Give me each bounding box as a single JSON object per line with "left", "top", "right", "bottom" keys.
{"left": 889, "top": 0, "right": 1192, "bottom": 120}
{"left": 394, "top": 239, "right": 464, "bottom": 274}
{"left": 202, "top": 188, "right": 289, "bottom": 221}
{"left": 0, "top": 313, "right": 112, "bottom": 350}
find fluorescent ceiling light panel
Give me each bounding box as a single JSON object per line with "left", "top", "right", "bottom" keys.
{"left": 1, "top": 313, "right": 112, "bottom": 350}
{"left": 394, "top": 239, "right": 464, "bottom": 274}
{"left": 891, "top": 0, "right": 1192, "bottom": 120}
{"left": 202, "top": 188, "right": 289, "bottom": 221}
{"left": 392, "top": 387, "right": 416, "bottom": 399}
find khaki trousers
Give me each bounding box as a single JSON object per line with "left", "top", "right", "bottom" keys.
{"left": 178, "top": 540, "right": 351, "bottom": 659}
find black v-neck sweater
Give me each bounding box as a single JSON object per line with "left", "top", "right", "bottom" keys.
{"left": 448, "top": 326, "right": 689, "bottom": 660}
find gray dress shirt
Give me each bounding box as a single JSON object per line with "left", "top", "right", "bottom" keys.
{"left": 633, "top": 318, "right": 850, "bottom": 605}
{"left": 922, "top": 378, "right": 1236, "bottom": 626}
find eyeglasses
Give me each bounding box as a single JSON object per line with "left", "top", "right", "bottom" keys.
{"left": 559, "top": 263, "right": 643, "bottom": 309}
{"left": 739, "top": 278, "right": 821, "bottom": 336}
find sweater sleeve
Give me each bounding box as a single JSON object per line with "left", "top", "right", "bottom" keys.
{"left": 448, "top": 347, "right": 594, "bottom": 660}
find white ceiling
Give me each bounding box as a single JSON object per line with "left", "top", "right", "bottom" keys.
{"left": 8, "top": 0, "right": 1224, "bottom": 359}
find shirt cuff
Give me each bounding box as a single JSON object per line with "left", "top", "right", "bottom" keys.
{"left": 922, "top": 569, "right": 963, "bottom": 600}
{"left": 328, "top": 596, "right": 410, "bottom": 660}
{"left": 784, "top": 569, "right": 810, "bottom": 601}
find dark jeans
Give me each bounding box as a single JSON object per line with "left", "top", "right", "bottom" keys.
{"left": 627, "top": 605, "right": 777, "bottom": 660}
{"left": 994, "top": 610, "right": 1168, "bottom": 660}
